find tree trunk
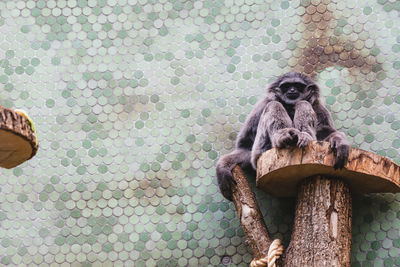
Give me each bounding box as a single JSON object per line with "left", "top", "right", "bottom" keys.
{"left": 283, "top": 176, "right": 352, "bottom": 266}
{"left": 229, "top": 141, "right": 400, "bottom": 266}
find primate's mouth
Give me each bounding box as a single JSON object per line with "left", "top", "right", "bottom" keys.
{"left": 287, "top": 93, "right": 299, "bottom": 100}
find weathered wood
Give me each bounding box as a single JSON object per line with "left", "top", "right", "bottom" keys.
{"left": 257, "top": 141, "right": 400, "bottom": 197}
{"left": 283, "top": 176, "right": 352, "bottom": 266}
{"left": 231, "top": 166, "right": 273, "bottom": 261}
{"left": 227, "top": 142, "right": 399, "bottom": 266}
{"left": 0, "top": 106, "right": 38, "bottom": 168}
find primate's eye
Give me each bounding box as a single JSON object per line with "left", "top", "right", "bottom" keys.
{"left": 280, "top": 83, "right": 290, "bottom": 92}
{"left": 295, "top": 83, "right": 306, "bottom": 92}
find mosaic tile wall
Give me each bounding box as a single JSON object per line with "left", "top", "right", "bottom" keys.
{"left": 0, "top": 0, "right": 399, "bottom": 266}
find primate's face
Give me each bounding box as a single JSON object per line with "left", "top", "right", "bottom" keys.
{"left": 278, "top": 77, "right": 309, "bottom": 105}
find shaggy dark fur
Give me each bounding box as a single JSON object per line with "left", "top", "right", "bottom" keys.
{"left": 216, "top": 72, "right": 349, "bottom": 201}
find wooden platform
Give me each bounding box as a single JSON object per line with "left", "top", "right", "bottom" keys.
{"left": 256, "top": 141, "right": 400, "bottom": 197}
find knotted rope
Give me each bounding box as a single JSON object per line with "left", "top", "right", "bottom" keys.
{"left": 250, "top": 239, "right": 284, "bottom": 267}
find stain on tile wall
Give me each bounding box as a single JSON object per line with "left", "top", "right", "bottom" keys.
{"left": 0, "top": 0, "right": 399, "bottom": 266}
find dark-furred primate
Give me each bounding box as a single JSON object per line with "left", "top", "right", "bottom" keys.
{"left": 216, "top": 72, "right": 349, "bottom": 201}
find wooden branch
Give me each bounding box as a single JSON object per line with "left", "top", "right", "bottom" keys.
{"left": 0, "top": 106, "right": 38, "bottom": 168}
{"left": 257, "top": 141, "right": 400, "bottom": 197}
{"left": 231, "top": 166, "right": 272, "bottom": 260}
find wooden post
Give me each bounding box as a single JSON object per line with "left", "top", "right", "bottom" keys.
{"left": 226, "top": 141, "right": 400, "bottom": 266}
{"left": 283, "top": 176, "right": 352, "bottom": 266}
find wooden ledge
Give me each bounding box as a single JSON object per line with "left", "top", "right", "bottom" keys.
{"left": 256, "top": 141, "right": 400, "bottom": 197}
{"left": 0, "top": 106, "right": 38, "bottom": 169}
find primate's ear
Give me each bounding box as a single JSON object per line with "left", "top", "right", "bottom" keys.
{"left": 306, "top": 84, "right": 317, "bottom": 92}
{"left": 304, "top": 84, "right": 319, "bottom": 104}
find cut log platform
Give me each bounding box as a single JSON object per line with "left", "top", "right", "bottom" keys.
{"left": 256, "top": 141, "right": 400, "bottom": 197}
{"left": 0, "top": 106, "right": 38, "bottom": 168}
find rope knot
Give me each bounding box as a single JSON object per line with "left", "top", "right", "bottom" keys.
{"left": 250, "top": 239, "right": 284, "bottom": 267}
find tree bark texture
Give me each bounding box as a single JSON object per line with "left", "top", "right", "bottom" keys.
{"left": 227, "top": 142, "right": 399, "bottom": 266}
{"left": 231, "top": 166, "right": 273, "bottom": 260}
{"left": 0, "top": 106, "right": 38, "bottom": 168}
{"left": 257, "top": 141, "right": 400, "bottom": 197}
{"left": 283, "top": 176, "right": 352, "bottom": 267}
